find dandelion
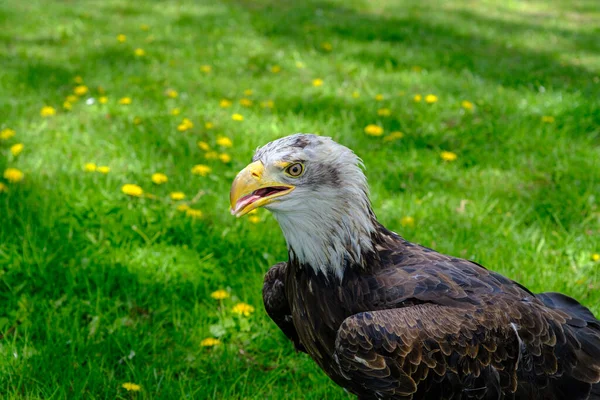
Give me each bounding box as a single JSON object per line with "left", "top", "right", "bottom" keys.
{"left": 134, "top": 48, "right": 145, "bottom": 57}
{"left": 74, "top": 85, "right": 88, "bottom": 96}
{"left": 232, "top": 113, "right": 244, "bottom": 121}
{"left": 295, "top": 61, "right": 305, "bottom": 69}
{"left": 461, "top": 100, "right": 474, "bottom": 110}
{"left": 66, "top": 95, "right": 78, "bottom": 103}
{"left": 40, "top": 106, "right": 56, "bottom": 117}
{"left": 243, "top": 89, "right": 253, "bottom": 96}
{"left": 177, "top": 204, "right": 190, "bottom": 212}
{"left": 122, "top": 383, "right": 141, "bottom": 392}
{"left": 10, "top": 143, "right": 24, "bottom": 156}
{"left": 401, "top": 216, "right": 415, "bottom": 227}
{"left": 201, "top": 338, "right": 221, "bottom": 347}
{"left": 377, "top": 108, "right": 391, "bottom": 116}
{"left": 413, "top": 94, "right": 422, "bottom": 102}
{"left": 261, "top": 100, "right": 275, "bottom": 109}
{"left": 321, "top": 42, "right": 333, "bottom": 51}
{"left": 351, "top": 91, "right": 360, "bottom": 98}
{"left": 170, "top": 192, "right": 185, "bottom": 200}
{"left": 84, "top": 163, "right": 97, "bottom": 172}
{"left": 216, "top": 137, "right": 232, "bottom": 147}
{"left": 383, "top": 131, "right": 404, "bottom": 142}
{"left": 205, "top": 122, "right": 214, "bottom": 129}
{"left": 63, "top": 101, "right": 72, "bottom": 110}
{"left": 240, "top": 98, "right": 253, "bottom": 107}
{"left": 171, "top": 108, "right": 181, "bottom": 116}
{"left": 186, "top": 208, "right": 203, "bottom": 219}
{"left": 271, "top": 65, "right": 281, "bottom": 73}
{"left": 140, "top": 24, "right": 150, "bottom": 31}
{"left": 232, "top": 303, "right": 255, "bottom": 317}
{"left": 200, "top": 65, "right": 212, "bottom": 73}
{"left": 440, "top": 151, "right": 458, "bottom": 161}
{"left": 593, "top": 254, "right": 600, "bottom": 262}
{"left": 374, "top": 94, "right": 384, "bottom": 101}
{"left": 219, "top": 153, "right": 231, "bottom": 163}
{"left": 133, "top": 117, "right": 142, "bottom": 125}
{"left": 1, "top": 128, "right": 16, "bottom": 140}
{"left": 165, "top": 89, "right": 178, "bottom": 98}
{"left": 364, "top": 124, "right": 384, "bottom": 136}
{"left": 542, "top": 116, "right": 555, "bottom": 123}
{"left": 219, "top": 99, "right": 232, "bottom": 108}
{"left": 119, "top": 97, "right": 132, "bottom": 105}
{"left": 151, "top": 173, "right": 168, "bottom": 184}
{"left": 198, "top": 141, "right": 210, "bottom": 151}
{"left": 97, "top": 166, "right": 110, "bottom": 174}
{"left": 117, "top": 34, "right": 126, "bottom": 43}
{"left": 0, "top": 182, "right": 7, "bottom": 193}
{"left": 121, "top": 184, "right": 143, "bottom": 197}
{"left": 248, "top": 215, "right": 260, "bottom": 224}
{"left": 99, "top": 96, "right": 108, "bottom": 104}
{"left": 425, "top": 94, "right": 438, "bottom": 104}
{"left": 312, "top": 78, "right": 324, "bottom": 87}
{"left": 205, "top": 151, "right": 218, "bottom": 159}
{"left": 74, "top": 76, "right": 83, "bottom": 84}
{"left": 211, "top": 289, "right": 229, "bottom": 300}
{"left": 191, "top": 164, "right": 211, "bottom": 176}
{"left": 4, "top": 168, "right": 24, "bottom": 183}
{"left": 177, "top": 118, "right": 193, "bottom": 132}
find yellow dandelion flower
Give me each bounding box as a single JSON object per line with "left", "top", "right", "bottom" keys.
{"left": 248, "top": 215, "right": 260, "bottom": 224}
{"left": 151, "top": 173, "right": 168, "bottom": 184}
{"left": 40, "top": 106, "right": 56, "bottom": 117}
{"left": 271, "top": 65, "right": 281, "bottom": 73}
{"left": 164, "top": 89, "right": 177, "bottom": 99}
{"left": 461, "top": 100, "right": 474, "bottom": 110}
{"left": 211, "top": 290, "right": 229, "bottom": 300}
{"left": 205, "top": 122, "right": 214, "bottom": 129}
{"left": 133, "top": 117, "right": 142, "bottom": 125}
{"left": 177, "top": 204, "right": 190, "bottom": 212}
{"left": 10, "top": 143, "right": 24, "bottom": 156}
{"left": 295, "top": 61, "right": 305, "bottom": 69}
{"left": 232, "top": 113, "right": 244, "bottom": 121}
{"left": 240, "top": 98, "right": 253, "bottom": 107}
{"left": 219, "top": 99, "right": 232, "bottom": 108}
{"left": 84, "top": 163, "right": 97, "bottom": 172}
{"left": 440, "top": 151, "right": 458, "bottom": 161}
{"left": 63, "top": 101, "right": 72, "bottom": 110}
{"left": 232, "top": 302, "right": 255, "bottom": 317}
{"left": 205, "top": 151, "right": 218, "bottom": 159}
{"left": 425, "top": 94, "right": 438, "bottom": 104}
{"left": 66, "top": 95, "right": 78, "bottom": 103}
{"left": 201, "top": 338, "right": 221, "bottom": 347}
{"left": 140, "top": 24, "right": 150, "bottom": 31}
{"left": 592, "top": 253, "right": 600, "bottom": 262}
{"left": 383, "top": 131, "right": 404, "bottom": 142}
{"left": 74, "top": 76, "right": 83, "bottom": 84}
{"left": 191, "top": 164, "right": 211, "bottom": 176}
{"left": 117, "top": 34, "right": 126, "bottom": 43}
{"left": 134, "top": 48, "right": 145, "bottom": 57}
{"left": 542, "top": 116, "right": 555, "bottom": 123}
{"left": 216, "top": 137, "right": 233, "bottom": 147}
{"left": 121, "top": 184, "right": 143, "bottom": 197}
{"left": 351, "top": 91, "right": 360, "bottom": 98}
{"left": 364, "top": 124, "right": 384, "bottom": 136}
{"left": 121, "top": 383, "right": 141, "bottom": 392}
{"left": 74, "top": 85, "right": 88, "bottom": 96}
{"left": 97, "top": 166, "right": 110, "bottom": 174}
{"left": 321, "top": 42, "right": 333, "bottom": 51}
{"left": 374, "top": 94, "right": 384, "bottom": 101}
{"left": 198, "top": 141, "right": 210, "bottom": 151}
{"left": 0, "top": 182, "right": 7, "bottom": 193}
{"left": 119, "top": 97, "right": 132, "bottom": 105}
{"left": 413, "top": 94, "right": 422, "bottom": 102}
{"left": 99, "top": 96, "right": 108, "bottom": 104}
{"left": 219, "top": 153, "right": 231, "bottom": 163}
{"left": 171, "top": 108, "right": 181, "bottom": 116}
{"left": 401, "top": 216, "right": 415, "bottom": 227}
{"left": 170, "top": 192, "right": 185, "bottom": 200}
{"left": 0, "top": 128, "right": 16, "bottom": 140}
{"left": 177, "top": 118, "right": 193, "bottom": 132}
{"left": 377, "top": 108, "right": 391, "bottom": 116}
{"left": 243, "top": 89, "right": 253, "bottom": 96}
{"left": 261, "top": 100, "right": 275, "bottom": 109}
{"left": 200, "top": 65, "right": 212, "bottom": 73}
{"left": 4, "top": 168, "right": 24, "bottom": 183}
{"left": 186, "top": 208, "right": 203, "bottom": 219}
{"left": 312, "top": 78, "right": 324, "bottom": 87}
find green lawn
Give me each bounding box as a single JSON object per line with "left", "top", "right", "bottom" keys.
{"left": 1, "top": 0, "right": 599, "bottom": 398}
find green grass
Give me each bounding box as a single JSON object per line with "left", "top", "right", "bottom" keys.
{"left": 1, "top": 0, "right": 599, "bottom": 398}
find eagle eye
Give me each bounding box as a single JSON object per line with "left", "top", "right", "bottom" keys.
{"left": 285, "top": 163, "right": 304, "bottom": 177}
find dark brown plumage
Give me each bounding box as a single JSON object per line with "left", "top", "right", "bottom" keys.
{"left": 264, "top": 222, "right": 600, "bottom": 399}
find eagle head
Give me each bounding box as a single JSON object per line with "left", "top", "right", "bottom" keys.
{"left": 230, "top": 134, "right": 377, "bottom": 278}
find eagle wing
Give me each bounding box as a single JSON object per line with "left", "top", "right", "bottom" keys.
{"left": 263, "top": 262, "right": 306, "bottom": 353}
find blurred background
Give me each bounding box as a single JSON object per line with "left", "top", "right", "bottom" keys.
{"left": 0, "top": 0, "right": 599, "bottom": 398}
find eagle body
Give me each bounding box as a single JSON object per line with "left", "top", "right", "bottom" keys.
{"left": 231, "top": 134, "right": 600, "bottom": 399}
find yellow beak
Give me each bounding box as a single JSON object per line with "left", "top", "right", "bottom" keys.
{"left": 230, "top": 161, "right": 295, "bottom": 217}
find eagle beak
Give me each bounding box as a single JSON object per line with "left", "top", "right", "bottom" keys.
{"left": 230, "top": 161, "right": 295, "bottom": 217}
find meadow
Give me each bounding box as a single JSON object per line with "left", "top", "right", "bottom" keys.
{"left": 1, "top": 0, "right": 599, "bottom": 398}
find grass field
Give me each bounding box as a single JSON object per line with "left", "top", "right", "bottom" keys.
{"left": 1, "top": 0, "right": 599, "bottom": 398}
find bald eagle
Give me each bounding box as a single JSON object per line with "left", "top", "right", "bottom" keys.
{"left": 229, "top": 134, "right": 600, "bottom": 399}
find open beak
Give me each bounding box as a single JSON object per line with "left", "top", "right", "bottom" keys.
{"left": 230, "top": 161, "right": 295, "bottom": 217}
